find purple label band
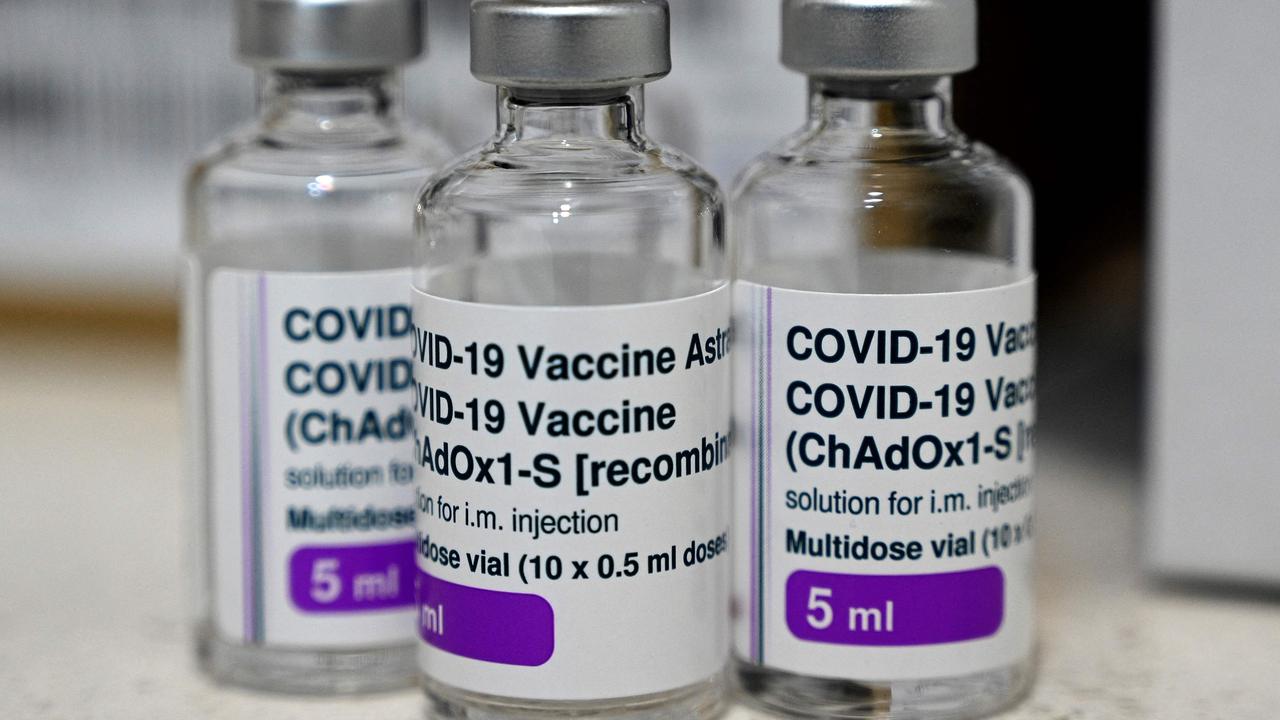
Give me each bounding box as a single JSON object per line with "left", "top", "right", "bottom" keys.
{"left": 786, "top": 567, "right": 1004, "bottom": 647}
{"left": 289, "top": 540, "right": 416, "bottom": 612}
{"left": 417, "top": 568, "right": 555, "bottom": 667}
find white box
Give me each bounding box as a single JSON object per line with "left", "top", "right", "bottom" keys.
{"left": 1149, "top": 0, "right": 1280, "bottom": 584}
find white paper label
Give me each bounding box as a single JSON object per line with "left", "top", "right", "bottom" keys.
{"left": 208, "top": 269, "right": 418, "bottom": 648}
{"left": 732, "top": 278, "right": 1036, "bottom": 680}
{"left": 411, "top": 286, "right": 732, "bottom": 700}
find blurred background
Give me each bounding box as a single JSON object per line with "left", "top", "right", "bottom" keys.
{"left": 0, "top": 0, "right": 1148, "bottom": 363}
{"left": 0, "top": 0, "right": 1148, "bottom": 460}
{"left": 5, "top": 1, "right": 1279, "bottom": 718}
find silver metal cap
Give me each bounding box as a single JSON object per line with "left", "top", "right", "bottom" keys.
{"left": 470, "top": 0, "right": 670, "bottom": 89}
{"left": 782, "top": 0, "right": 976, "bottom": 78}
{"left": 236, "top": 0, "right": 426, "bottom": 71}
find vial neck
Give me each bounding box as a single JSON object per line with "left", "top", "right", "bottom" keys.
{"left": 256, "top": 69, "right": 404, "bottom": 145}
{"left": 806, "top": 76, "right": 960, "bottom": 153}
{"left": 497, "top": 86, "right": 646, "bottom": 145}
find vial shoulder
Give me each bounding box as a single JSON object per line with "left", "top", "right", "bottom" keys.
{"left": 418, "top": 134, "right": 721, "bottom": 217}
{"left": 733, "top": 132, "right": 1030, "bottom": 208}
{"left": 968, "top": 141, "right": 1033, "bottom": 203}
{"left": 187, "top": 120, "right": 452, "bottom": 191}
{"left": 184, "top": 122, "right": 449, "bottom": 265}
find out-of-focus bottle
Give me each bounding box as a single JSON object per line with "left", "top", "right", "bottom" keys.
{"left": 731, "top": 1, "right": 1037, "bottom": 717}
{"left": 183, "top": 0, "right": 451, "bottom": 694}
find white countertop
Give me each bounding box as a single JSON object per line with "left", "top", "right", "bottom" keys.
{"left": 2, "top": 323, "right": 1277, "bottom": 719}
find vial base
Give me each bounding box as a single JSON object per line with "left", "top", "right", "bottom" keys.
{"left": 424, "top": 674, "right": 725, "bottom": 720}
{"left": 734, "top": 657, "right": 1032, "bottom": 720}
{"left": 197, "top": 624, "right": 417, "bottom": 695}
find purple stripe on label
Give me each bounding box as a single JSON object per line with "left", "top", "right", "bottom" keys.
{"left": 255, "top": 273, "right": 269, "bottom": 637}
{"left": 764, "top": 286, "right": 773, "bottom": 654}
{"left": 238, "top": 277, "right": 259, "bottom": 642}
{"left": 417, "top": 568, "right": 555, "bottom": 667}
{"left": 748, "top": 288, "right": 759, "bottom": 661}
{"left": 786, "top": 567, "right": 1004, "bottom": 647}
{"left": 289, "top": 541, "right": 415, "bottom": 612}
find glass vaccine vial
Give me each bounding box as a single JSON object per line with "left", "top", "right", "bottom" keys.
{"left": 412, "top": 1, "right": 730, "bottom": 718}
{"left": 731, "top": 1, "right": 1036, "bottom": 718}
{"left": 183, "top": 0, "right": 451, "bottom": 694}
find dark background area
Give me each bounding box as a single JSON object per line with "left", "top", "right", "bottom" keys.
{"left": 959, "top": 1, "right": 1152, "bottom": 459}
